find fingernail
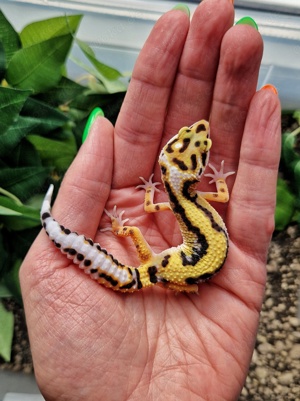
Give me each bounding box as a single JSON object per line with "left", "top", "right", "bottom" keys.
{"left": 82, "top": 107, "right": 104, "bottom": 143}
{"left": 261, "top": 84, "right": 278, "bottom": 95}
{"left": 172, "top": 4, "right": 190, "bottom": 17}
{"left": 235, "top": 16, "right": 258, "bottom": 31}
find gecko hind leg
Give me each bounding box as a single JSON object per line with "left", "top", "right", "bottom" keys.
{"left": 102, "top": 206, "right": 154, "bottom": 264}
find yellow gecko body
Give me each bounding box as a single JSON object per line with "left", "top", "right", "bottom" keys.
{"left": 41, "top": 120, "right": 234, "bottom": 293}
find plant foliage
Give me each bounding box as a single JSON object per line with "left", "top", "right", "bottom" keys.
{"left": 275, "top": 111, "right": 300, "bottom": 230}
{"left": 0, "top": 10, "right": 127, "bottom": 362}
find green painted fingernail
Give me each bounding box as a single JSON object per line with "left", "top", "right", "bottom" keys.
{"left": 172, "top": 4, "right": 190, "bottom": 17}
{"left": 82, "top": 107, "right": 104, "bottom": 143}
{"left": 235, "top": 16, "right": 258, "bottom": 31}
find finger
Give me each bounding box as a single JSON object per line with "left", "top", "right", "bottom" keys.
{"left": 228, "top": 87, "right": 281, "bottom": 259}
{"left": 113, "top": 9, "right": 190, "bottom": 187}
{"left": 164, "top": 0, "right": 234, "bottom": 134}
{"left": 209, "top": 24, "right": 263, "bottom": 166}
{"left": 52, "top": 117, "right": 114, "bottom": 238}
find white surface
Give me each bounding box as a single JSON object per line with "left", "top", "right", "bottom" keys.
{"left": 3, "top": 394, "right": 44, "bottom": 401}
{"left": 1, "top": 0, "right": 300, "bottom": 109}
{"left": 235, "top": 0, "right": 300, "bottom": 14}
{"left": 0, "top": 371, "right": 41, "bottom": 400}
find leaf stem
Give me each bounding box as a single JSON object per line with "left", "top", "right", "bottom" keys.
{"left": 0, "top": 188, "right": 23, "bottom": 206}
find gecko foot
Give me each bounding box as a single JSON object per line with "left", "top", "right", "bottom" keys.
{"left": 205, "top": 160, "right": 235, "bottom": 184}
{"left": 100, "top": 206, "right": 129, "bottom": 233}
{"left": 136, "top": 173, "right": 161, "bottom": 192}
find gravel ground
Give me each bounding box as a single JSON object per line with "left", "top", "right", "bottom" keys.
{"left": 1, "top": 225, "right": 299, "bottom": 400}
{"left": 239, "top": 225, "right": 300, "bottom": 401}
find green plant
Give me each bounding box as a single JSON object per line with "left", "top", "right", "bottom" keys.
{"left": 275, "top": 111, "right": 300, "bottom": 230}
{"left": 0, "top": 10, "right": 127, "bottom": 362}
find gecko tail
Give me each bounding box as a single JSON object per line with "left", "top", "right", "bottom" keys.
{"left": 40, "top": 185, "right": 145, "bottom": 292}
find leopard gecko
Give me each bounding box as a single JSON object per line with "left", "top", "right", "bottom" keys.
{"left": 41, "top": 120, "right": 234, "bottom": 293}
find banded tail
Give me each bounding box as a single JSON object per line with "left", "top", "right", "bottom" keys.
{"left": 40, "top": 185, "right": 145, "bottom": 292}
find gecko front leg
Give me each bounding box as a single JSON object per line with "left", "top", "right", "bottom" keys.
{"left": 198, "top": 160, "right": 235, "bottom": 202}
{"left": 136, "top": 174, "right": 171, "bottom": 213}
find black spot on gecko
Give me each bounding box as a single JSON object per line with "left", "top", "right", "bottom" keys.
{"left": 68, "top": 248, "right": 77, "bottom": 256}
{"left": 165, "top": 138, "right": 178, "bottom": 153}
{"left": 54, "top": 241, "right": 61, "bottom": 248}
{"left": 85, "top": 238, "right": 94, "bottom": 246}
{"left": 84, "top": 259, "right": 92, "bottom": 267}
{"left": 181, "top": 245, "right": 206, "bottom": 266}
{"left": 99, "top": 273, "right": 118, "bottom": 287}
{"left": 135, "top": 269, "right": 143, "bottom": 289}
{"left": 161, "top": 165, "right": 167, "bottom": 175}
{"left": 201, "top": 153, "right": 207, "bottom": 167}
{"left": 196, "top": 123, "right": 206, "bottom": 133}
{"left": 179, "top": 138, "right": 190, "bottom": 153}
{"left": 172, "top": 158, "right": 188, "bottom": 171}
{"left": 190, "top": 154, "right": 197, "bottom": 171}
{"left": 42, "top": 212, "right": 51, "bottom": 220}
{"left": 120, "top": 280, "right": 136, "bottom": 290}
{"left": 148, "top": 266, "right": 158, "bottom": 283}
{"left": 195, "top": 141, "right": 200, "bottom": 147}
{"left": 185, "top": 277, "right": 198, "bottom": 285}
{"left": 185, "top": 264, "right": 224, "bottom": 285}
{"left": 77, "top": 253, "right": 84, "bottom": 261}
{"left": 90, "top": 268, "right": 98, "bottom": 274}
{"left": 161, "top": 255, "right": 170, "bottom": 268}
{"left": 64, "top": 228, "right": 71, "bottom": 235}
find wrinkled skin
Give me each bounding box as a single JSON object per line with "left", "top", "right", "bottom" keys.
{"left": 20, "top": 1, "right": 281, "bottom": 400}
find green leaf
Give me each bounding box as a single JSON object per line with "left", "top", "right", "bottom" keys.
{"left": 0, "top": 284, "right": 13, "bottom": 298}
{"left": 0, "top": 231, "right": 9, "bottom": 278}
{"left": 8, "top": 227, "right": 40, "bottom": 261}
{"left": 36, "top": 76, "right": 86, "bottom": 107}
{"left": 0, "top": 10, "right": 21, "bottom": 65}
{"left": 282, "top": 127, "right": 300, "bottom": 169}
{"left": 0, "top": 115, "right": 39, "bottom": 158}
{"left": 0, "top": 42, "right": 6, "bottom": 80}
{"left": 71, "top": 39, "right": 127, "bottom": 93}
{"left": 294, "top": 160, "right": 300, "bottom": 190}
{"left": 21, "top": 97, "right": 69, "bottom": 132}
{"left": 5, "top": 136, "right": 42, "bottom": 168}
{"left": 2, "top": 259, "right": 22, "bottom": 302}
{"left": 0, "top": 87, "right": 32, "bottom": 134}
{"left": 27, "top": 130, "right": 77, "bottom": 171}
{"left": 20, "top": 15, "right": 82, "bottom": 47}
{"left": 6, "top": 34, "right": 74, "bottom": 93}
{"left": 293, "top": 110, "right": 300, "bottom": 125}
{"left": 0, "top": 166, "right": 50, "bottom": 202}
{"left": 0, "top": 301, "right": 14, "bottom": 362}
{"left": 0, "top": 196, "right": 40, "bottom": 230}
{"left": 275, "top": 178, "right": 297, "bottom": 230}
{"left": 76, "top": 38, "right": 123, "bottom": 80}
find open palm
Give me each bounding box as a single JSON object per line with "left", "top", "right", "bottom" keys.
{"left": 20, "top": 1, "right": 281, "bottom": 400}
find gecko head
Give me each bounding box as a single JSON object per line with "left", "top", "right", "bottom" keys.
{"left": 159, "top": 120, "right": 211, "bottom": 180}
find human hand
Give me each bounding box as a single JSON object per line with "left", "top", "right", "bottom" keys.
{"left": 20, "top": 1, "right": 281, "bottom": 400}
